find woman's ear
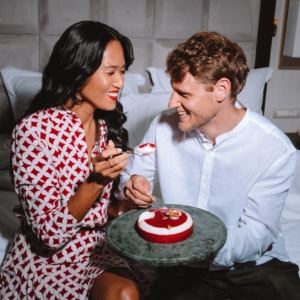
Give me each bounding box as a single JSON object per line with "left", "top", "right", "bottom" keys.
{"left": 215, "top": 78, "right": 231, "bottom": 102}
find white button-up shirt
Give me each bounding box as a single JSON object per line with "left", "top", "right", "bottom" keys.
{"left": 119, "top": 107, "right": 297, "bottom": 268}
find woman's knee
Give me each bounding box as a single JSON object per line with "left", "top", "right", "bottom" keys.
{"left": 114, "top": 281, "right": 140, "bottom": 300}
{"left": 90, "top": 271, "right": 140, "bottom": 300}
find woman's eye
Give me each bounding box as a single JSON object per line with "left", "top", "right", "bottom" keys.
{"left": 107, "top": 70, "right": 125, "bottom": 76}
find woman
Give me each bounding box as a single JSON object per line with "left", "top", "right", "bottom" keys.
{"left": 0, "top": 21, "right": 149, "bottom": 299}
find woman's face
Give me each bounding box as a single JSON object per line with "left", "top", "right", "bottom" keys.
{"left": 78, "top": 40, "right": 126, "bottom": 111}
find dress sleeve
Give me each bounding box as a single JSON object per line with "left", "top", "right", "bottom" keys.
{"left": 11, "top": 121, "right": 85, "bottom": 250}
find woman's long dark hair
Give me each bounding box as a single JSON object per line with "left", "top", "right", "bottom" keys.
{"left": 25, "top": 20, "right": 134, "bottom": 195}
{"left": 25, "top": 20, "right": 134, "bottom": 150}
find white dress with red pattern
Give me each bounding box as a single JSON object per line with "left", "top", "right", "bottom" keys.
{"left": 0, "top": 107, "right": 149, "bottom": 299}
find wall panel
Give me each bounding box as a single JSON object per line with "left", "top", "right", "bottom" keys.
{"left": 0, "top": 0, "right": 39, "bottom": 34}
{"left": 0, "top": 35, "right": 39, "bottom": 71}
{"left": 39, "top": 0, "right": 98, "bottom": 35}
{"left": 0, "top": 0, "right": 261, "bottom": 96}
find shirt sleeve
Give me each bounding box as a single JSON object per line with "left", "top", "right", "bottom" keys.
{"left": 118, "top": 116, "right": 159, "bottom": 200}
{"left": 213, "top": 148, "right": 297, "bottom": 267}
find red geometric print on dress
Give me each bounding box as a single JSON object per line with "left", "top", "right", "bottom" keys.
{"left": 0, "top": 108, "right": 150, "bottom": 298}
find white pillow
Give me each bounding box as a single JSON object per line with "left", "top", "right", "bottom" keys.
{"left": 1, "top": 67, "right": 42, "bottom": 122}
{"left": 0, "top": 66, "right": 145, "bottom": 122}
{"left": 123, "top": 72, "right": 145, "bottom": 94}
{"left": 146, "top": 67, "right": 171, "bottom": 93}
{"left": 119, "top": 92, "right": 171, "bottom": 147}
{"left": 147, "top": 67, "right": 273, "bottom": 115}
{"left": 237, "top": 67, "right": 273, "bottom": 115}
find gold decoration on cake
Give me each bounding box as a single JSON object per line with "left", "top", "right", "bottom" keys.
{"left": 166, "top": 209, "right": 182, "bottom": 220}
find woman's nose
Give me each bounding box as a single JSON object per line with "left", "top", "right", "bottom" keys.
{"left": 113, "top": 72, "right": 124, "bottom": 89}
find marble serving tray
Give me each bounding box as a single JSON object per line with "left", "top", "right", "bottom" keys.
{"left": 106, "top": 204, "right": 227, "bottom": 267}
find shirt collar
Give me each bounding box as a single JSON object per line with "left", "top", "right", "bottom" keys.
{"left": 196, "top": 106, "right": 250, "bottom": 147}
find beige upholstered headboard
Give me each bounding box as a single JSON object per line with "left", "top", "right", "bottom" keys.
{"left": 0, "top": 0, "right": 275, "bottom": 134}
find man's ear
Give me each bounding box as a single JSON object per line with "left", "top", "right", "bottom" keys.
{"left": 215, "top": 78, "right": 231, "bottom": 102}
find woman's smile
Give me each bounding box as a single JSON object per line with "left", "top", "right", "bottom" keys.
{"left": 107, "top": 90, "right": 119, "bottom": 102}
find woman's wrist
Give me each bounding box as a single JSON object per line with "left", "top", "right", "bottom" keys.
{"left": 87, "top": 171, "right": 110, "bottom": 186}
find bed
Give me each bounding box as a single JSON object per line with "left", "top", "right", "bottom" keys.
{"left": 0, "top": 65, "right": 299, "bottom": 277}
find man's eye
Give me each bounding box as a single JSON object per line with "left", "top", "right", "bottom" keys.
{"left": 180, "top": 93, "right": 188, "bottom": 98}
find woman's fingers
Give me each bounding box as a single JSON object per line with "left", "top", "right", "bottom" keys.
{"left": 92, "top": 152, "right": 129, "bottom": 179}
{"left": 106, "top": 152, "right": 129, "bottom": 170}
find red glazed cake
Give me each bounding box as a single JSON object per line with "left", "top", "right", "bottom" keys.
{"left": 135, "top": 207, "right": 193, "bottom": 244}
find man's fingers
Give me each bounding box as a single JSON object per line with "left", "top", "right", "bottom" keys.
{"left": 125, "top": 182, "right": 153, "bottom": 207}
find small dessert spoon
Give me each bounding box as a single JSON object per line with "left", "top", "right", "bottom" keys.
{"left": 122, "top": 150, "right": 147, "bottom": 157}
{"left": 122, "top": 143, "right": 156, "bottom": 156}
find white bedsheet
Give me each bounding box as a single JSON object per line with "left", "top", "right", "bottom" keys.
{"left": 280, "top": 191, "right": 300, "bottom": 271}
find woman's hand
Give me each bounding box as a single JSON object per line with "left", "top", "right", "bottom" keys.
{"left": 89, "top": 140, "right": 129, "bottom": 185}
{"left": 70, "top": 141, "right": 129, "bottom": 222}
{"left": 124, "top": 174, "right": 155, "bottom": 208}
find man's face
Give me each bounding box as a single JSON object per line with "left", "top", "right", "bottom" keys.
{"left": 168, "top": 73, "right": 218, "bottom": 132}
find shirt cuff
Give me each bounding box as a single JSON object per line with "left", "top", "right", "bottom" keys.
{"left": 115, "top": 181, "right": 127, "bottom": 201}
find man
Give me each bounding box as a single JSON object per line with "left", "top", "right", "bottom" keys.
{"left": 118, "top": 31, "right": 300, "bottom": 299}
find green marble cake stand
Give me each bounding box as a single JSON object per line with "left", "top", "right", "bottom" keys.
{"left": 106, "top": 204, "right": 227, "bottom": 267}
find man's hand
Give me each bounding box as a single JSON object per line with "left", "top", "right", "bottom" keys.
{"left": 124, "top": 175, "right": 155, "bottom": 208}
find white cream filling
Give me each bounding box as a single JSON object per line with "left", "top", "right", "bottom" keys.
{"left": 135, "top": 144, "right": 156, "bottom": 155}
{"left": 138, "top": 211, "right": 155, "bottom": 222}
